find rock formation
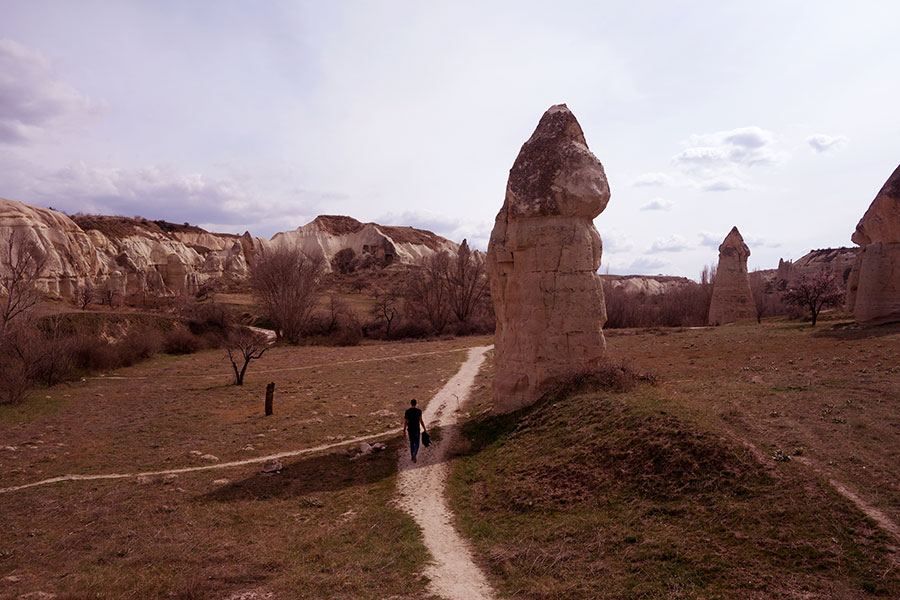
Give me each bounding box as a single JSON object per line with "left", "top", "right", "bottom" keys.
{"left": 263, "top": 215, "right": 459, "bottom": 271}
{"left": 846, "top": 164, "right": 900, "bottom": 325}
{"left": 487, "top": 104, "right": 609, "bottom": 413}
{"left": 0, "top": 198, "right": 462, "bottom": 299}
{"left": 708, "top": 226, "right": 756, "bottom": 325}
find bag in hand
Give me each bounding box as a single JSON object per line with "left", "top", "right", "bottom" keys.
{"left": 421, "top": 431, "right": 431, "bottom": 447}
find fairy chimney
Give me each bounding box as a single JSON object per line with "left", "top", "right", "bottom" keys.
{"left": 708, "top": 226, "right": 756, "bottom": 325}
{"left": 486, "top": 104, "right": 610, "bottom": 413}
{"left": 846, "top": 164, "right": 900, "bottom": 325}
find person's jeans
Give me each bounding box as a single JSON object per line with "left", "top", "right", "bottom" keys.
{"left": 409, "top": 432, "right": 420, "bottom": 456}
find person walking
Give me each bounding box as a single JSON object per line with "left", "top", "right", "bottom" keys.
{"left": 403, "top": 399, "right": 427, "bottom": 463}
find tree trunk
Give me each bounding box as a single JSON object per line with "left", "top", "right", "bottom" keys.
{"left": 265, "top": 382, "right": 275, "bottom": 416}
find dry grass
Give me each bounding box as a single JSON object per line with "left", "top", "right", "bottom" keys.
{"left": 0, "top": 336, "right": 488, "bottom": 599}
{"left": 449, "top": 319, "right": 900, "bottom": 599}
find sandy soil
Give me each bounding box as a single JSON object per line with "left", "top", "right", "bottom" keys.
{"left": 396, "top": 345, "right": 496, "bottom": 600}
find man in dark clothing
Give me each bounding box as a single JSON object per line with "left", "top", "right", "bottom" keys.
{"left": 403, "top": 399, "right": 427, "bottom": 463}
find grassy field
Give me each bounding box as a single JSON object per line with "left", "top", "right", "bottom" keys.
{"left": 449, "top": 318, "right": 900, "bottom": 599}
{"left": 0, "top": 336, "right": 489, "bottom": 599}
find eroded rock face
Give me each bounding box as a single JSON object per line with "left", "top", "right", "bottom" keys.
{"left": 0, "top": 198, "right": 100, "bottom": 297}
{"left": 487, "top": 104, "right": 609, "bottom": 413}
{"left": 846, "top": 164, "right": 900, "bottom": 325}
{"left": 708, "top": 226, "right": 756, "bottom": 325}
{"left": 263, "top": 215, "right": 459, "bottom": 271}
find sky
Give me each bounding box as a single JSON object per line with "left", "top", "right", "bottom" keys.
{"left": 1, "top": 1, "right": 898, "bottom": 279}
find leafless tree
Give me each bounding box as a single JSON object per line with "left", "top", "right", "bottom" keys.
{"left": 34, "top": 314, "right": 77, "bottom": 387}
{"left": 782, "top": 270, "right": 844, "bottom": 327}
{"left": 249, "top": 247, "right": 324, "bottom": 343}
{"left": 372, "top": 286, "right": 400, "bottom": 338}
{"left": 700, "top": 263, "right": 716, "bottom": 287}
{"left": 349, "top": 276, "right": 367, "bottom": 294}
{"left": 225, "top": 325, "right": 270, "bottom": 385}
{"left": 325, "top": 295, "right": 351, "bottom": 334}
{"left": 445, "top": 239, "right": 489, "bottom": 326}
{"left": 100, "top": 281, "right": 122, "bottom": 308}
{"left": 71, "top": 280, "right": 96, "bottom": 310}
{"left": 406, "top": 251, "right": 451, "bottom": 334}
{"left": 0, "top": 232, "right": 48, "bottom": 332}
{"left": 749, "top": 270, "right": 768, "bottom": 324}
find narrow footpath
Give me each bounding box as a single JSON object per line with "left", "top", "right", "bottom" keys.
{"left": 396, "top": 345, "right": 497, "bottom": 600}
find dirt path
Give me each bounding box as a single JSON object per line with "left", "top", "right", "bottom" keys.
{"left": 723, "top": 426, "right": 900, "bottom": 556}
{"left": 0, "top": 430, "right": 398, "bottom": 495}
{"left": 90, "top": 347, "right": 472, "bottom": 380}
{"left": 396, "top": 345, "right": 496, "bottom": 600}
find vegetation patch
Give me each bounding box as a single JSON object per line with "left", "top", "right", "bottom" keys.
{"left": 449, "top": 356, "right": 900, "bottom": 599}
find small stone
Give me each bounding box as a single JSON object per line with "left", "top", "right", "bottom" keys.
{"left": 212, "top": 478, "right": 230, "bottom": 486}
{"left": 358, "top": 442, "right": 373, "bottom": 454}
{"left": 371, "top": 442, "right": 387, "bottom": 451}
{"left": 3, "top": 574, "right": 22, "bottom": 582}
{"left": 136, "top": 475, "right": 153, "bottom": 485}
{"left": 199, "top": 454, "right": 219, "bottom": 462}
{"left": 261, "top": 458, "right": 283, "bottom": 473}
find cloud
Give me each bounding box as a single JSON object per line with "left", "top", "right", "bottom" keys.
{"left": 701, "top": 177, "right": 747, "bottom": 192}
{"left": 806, "top": 134, "right": 849, "bottom": 154}
{"left": 639, "top": 197, "right": 674, "bottom": 211}
{"left": 374, "top": 210, "right": 490, "bottom": 248}
{"left": 699, "top": 231, "right": 723, "bottom": 247}
{"left": 649, "top": 234, "right": 691, "bottom": 253}
{"left": 598, "top": 228, "right": 634, "bottom": 254}
{"left": 0, "top": 39, "right": 102, "bottom": 144}
{"left": 675, "top": 126, "right": 786, "bottom": 169}
{"left": 628, "top": 256, "right": 669, "bottom": 274}
{"left": 633, "top": 127, "right": 786, "bottom": 194}
{"left": 632, "top": 172, "right": 678, "bottom": 187}
{"left": 2, "top": 159, "right": 334, "bottom": 237}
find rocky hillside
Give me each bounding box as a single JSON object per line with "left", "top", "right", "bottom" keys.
{"left": 599, "top": 274, "right": 694, "bottom": 295}
{"left": 263, "top": 214, "right": 458, "bottom": 270}
{"left": 0, "top": 198, "right": 459, "bottom": 299}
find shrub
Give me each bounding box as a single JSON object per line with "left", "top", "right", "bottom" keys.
{"left": 73, "top": 336, "right": 120, "bottom": 372}
{"left": 118, "top": 327, "right": 163, "bottom": 366}
{"left": 164, "top": 328, "right": 204, "bottom": 354}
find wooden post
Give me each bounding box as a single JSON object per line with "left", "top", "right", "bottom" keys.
{"left": 265, "top": 382, "right": 275, "bottom": 416}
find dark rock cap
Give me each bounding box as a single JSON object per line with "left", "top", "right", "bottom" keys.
{"left": 505, "top": 104, "right": 609, "bottom": 220}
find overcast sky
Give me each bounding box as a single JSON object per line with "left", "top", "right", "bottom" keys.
{"left": 1, "top": 1, "right": 898, "bottom": 278}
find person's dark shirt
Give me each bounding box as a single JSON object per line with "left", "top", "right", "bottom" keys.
{"left": 405, "top": 407, "right": 422, "bottom": 437}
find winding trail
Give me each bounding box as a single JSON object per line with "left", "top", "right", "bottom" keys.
{"left": 0, "top": 430, "right": 397, "bottom": 495}
{"left": 396, "top": 345, "right": 496, "bottom": 600}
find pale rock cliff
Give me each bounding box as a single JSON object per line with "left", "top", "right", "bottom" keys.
{"left": 262, "top": 215, "right": 458, "bottom": 271}
{"left": 0, "top": 198, "right": 461, "bottom": 299}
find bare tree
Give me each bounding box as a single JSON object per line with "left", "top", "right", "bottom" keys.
{"left": 445, "top": 239, "right": 489, "bottom": 326}
{"left": 782, "top": 270, "right": 844, "bottom": 327}
{"left": 749, "top": 270, "right": 768, "bottom": 324}
{"left": 372, "top": 286, "right": 400, "bottom": 338}
{"left": 406, "top": 251, "right": 451, "bottom": 334}
{"left": 249, "top": 247, "right": 324, "bottom": 343}
{"left": 100, "top": 281, "right": 122, "bottom": 308}
{"left": 0, "top": 232, "right": 48, "bottom": 332}
{"left": 71, "top": 280, "right": 96, "bottom": 310}
{"left": 225, "top": 326, "right": 270, "bottom": 385}
{"left": 325, "top": 295, "right": 351, "bottom": 334}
